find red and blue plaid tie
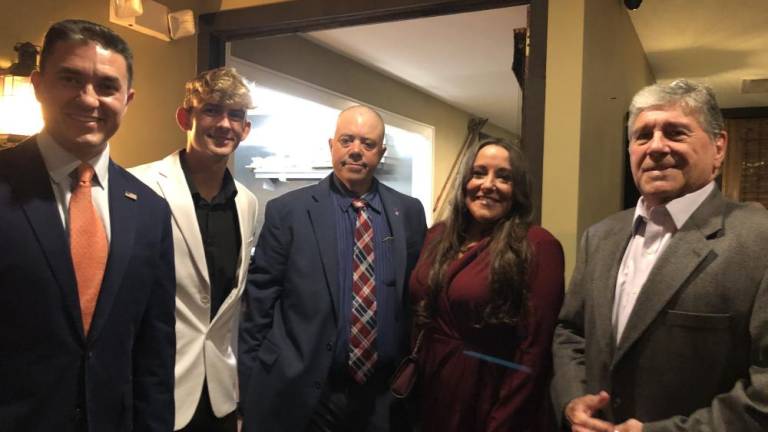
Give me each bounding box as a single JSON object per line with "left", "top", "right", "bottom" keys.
{"left": 349, "top": 198, "right": 377, "bottom": 383}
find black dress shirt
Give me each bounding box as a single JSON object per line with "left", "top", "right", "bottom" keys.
{"left": 180, "top": 151, "right": 241, "bottom": 319}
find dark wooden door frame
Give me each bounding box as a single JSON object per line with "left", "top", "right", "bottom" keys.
{"left": 197, "top": 0, "right": 548, "bottom": 221}
{"left": 722, "top": 107, "right": 768, "bottom": 119}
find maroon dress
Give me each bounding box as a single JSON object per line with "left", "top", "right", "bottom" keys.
{"left": 409, "top": 224, "right": 565, "bottom": 432}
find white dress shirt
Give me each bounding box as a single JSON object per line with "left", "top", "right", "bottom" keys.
{"left": 612, "top": 182, "right": 715, "bottom": 343}
{"left": 37, "top": 131, "right": 112, "bottom": 244}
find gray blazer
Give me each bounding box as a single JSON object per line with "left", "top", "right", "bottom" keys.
{"left": 552, "top": 188, "right": 768, "bottom": 431}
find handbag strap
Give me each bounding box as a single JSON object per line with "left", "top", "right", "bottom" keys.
{"left": 411, "top": 328, "right": 426, "bottom": 357}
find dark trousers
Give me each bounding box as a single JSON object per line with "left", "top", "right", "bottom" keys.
{"left": 305, "top": 369, "right": 409, "bottom": 432}
{"left": 178, "top": 382, "right": 237, "bottom": 432}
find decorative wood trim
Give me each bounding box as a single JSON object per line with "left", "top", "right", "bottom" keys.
{"left": 722, "top": 107, "right": 768, "bottom": 119}
{"left": 200, "top": 0, "right": 525, "bottom": 40}
{"left": 722, "top": 115, "right": 768, "bottom": 204}
{"left": 522, "top": 0, "right": 547, "bottom": 222}
{"left": 721, "top": 118, "right": 743, "bottom": 201}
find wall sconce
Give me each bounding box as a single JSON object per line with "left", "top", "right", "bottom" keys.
{"left": 0, "top": 42, "right": 43, "bottom": 148}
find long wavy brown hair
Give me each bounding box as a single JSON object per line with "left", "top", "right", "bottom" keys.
{"left": 417, "top": 138, "right": 533, "bottom": 327}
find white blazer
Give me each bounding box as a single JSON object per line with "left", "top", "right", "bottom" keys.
{"left": 130, "top": 150, "right": 258, "bottom": 430}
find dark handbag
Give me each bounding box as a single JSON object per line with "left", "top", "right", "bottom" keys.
{"left": 390, "top": 329, "right": 425, "bottom": 398}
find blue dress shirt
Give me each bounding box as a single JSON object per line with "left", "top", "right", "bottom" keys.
{"left": 330, "top": 176, "right": 397, "bottom": 373}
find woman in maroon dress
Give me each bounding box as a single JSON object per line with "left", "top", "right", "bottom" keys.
{"left": 410, "top": 138, "right": 564, "bottom": 431}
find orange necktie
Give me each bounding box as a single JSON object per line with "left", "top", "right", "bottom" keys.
{"left": 69, "top": 163, "right": 108, "bottom": 334}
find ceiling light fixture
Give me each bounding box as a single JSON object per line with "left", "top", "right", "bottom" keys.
{"left": 0, "top": 42, "right": 43, "bottom": 148}
{"left": 624, "top": 0, "right": 643, "bottom": 10}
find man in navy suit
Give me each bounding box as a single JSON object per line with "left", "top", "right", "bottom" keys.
{"left": 0, "top": 20, "right": 175, "bottom": 431}
{"left": 239, "top": 105, "right": 427, "bottom": 431}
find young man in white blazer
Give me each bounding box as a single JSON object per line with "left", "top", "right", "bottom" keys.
{"left": 131, "top": 67, "right": 258, "bottom": 432}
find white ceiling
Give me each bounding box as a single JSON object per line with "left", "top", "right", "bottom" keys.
{"left": 306, "top": 6, "right": 527, "bottom": 134}
{"left": 229, "top": 0, "right": 768, "bottom": 134}
{"left": 628, "top": 0, "right": 768, "bottom": 108}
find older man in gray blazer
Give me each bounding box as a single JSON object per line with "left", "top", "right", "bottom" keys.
{"left": 552, "top": 79, "right": 768, "bottom": 432}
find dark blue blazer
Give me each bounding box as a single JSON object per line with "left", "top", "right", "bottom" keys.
{"left": 239, "top": 175, "right": 427, "bottom": 432}
{"left": 0, "top": 138, "right": 176, "bottom": 432}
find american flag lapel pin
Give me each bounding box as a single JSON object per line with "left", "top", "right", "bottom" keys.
{"left": 124, "top": 191, "right": 138, "bottom": 201}
{"left": 394, "top": 208, "right": 400, "bottom": 216}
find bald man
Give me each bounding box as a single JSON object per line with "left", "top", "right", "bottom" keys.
{"left": 238, "top": 106, "right": 427, "bottom": 431}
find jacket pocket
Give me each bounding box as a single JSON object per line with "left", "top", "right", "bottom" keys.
{"left": 665, "top": 310, "right": 731, "bottom": 329}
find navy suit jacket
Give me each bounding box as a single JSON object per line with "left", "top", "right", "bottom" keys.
{"left": 0, "top": 138, "right": 176, "bottom": 432}
{"left": 238, "top": 175, "right": 427, "bottom": 432}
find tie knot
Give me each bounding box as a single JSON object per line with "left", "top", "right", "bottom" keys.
{"left": 352, "top": 198, "right": 368, "bottom": 211}
{"left": 76, "top": 163, "right": 96, "bottom": 186}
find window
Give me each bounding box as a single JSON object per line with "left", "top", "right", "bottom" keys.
{"left": 722, "top": 115, "right": 768, "bottom": 207}
{"left": 227, "top": 55, "right": 434, "bottom": 231}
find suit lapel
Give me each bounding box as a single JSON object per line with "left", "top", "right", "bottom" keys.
{"left": 594, "top": 214, "right": 634, "bottom": 362}
{"left": 307, "top": 176, "right": 339, "bottom": 322}
{"left": 612, "top": 191, "right": 724, "bottom": 365}
{"left": 14, "top": 139, "right": 84, "bottom": 338}
{"left": 379, "top": 185, "right": 407, "bottom": 302}
{"left": 88, "top": 162, "right": 138, "bottom": 343}
{"left": 157, "top": 152, "right": 210, "bottom": 287}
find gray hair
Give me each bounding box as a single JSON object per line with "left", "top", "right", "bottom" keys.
{"left": 627, "top": 79, "right": 724, "bottom": 140}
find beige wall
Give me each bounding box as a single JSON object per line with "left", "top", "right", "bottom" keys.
{"left": 542, "top": 0, "right": 586, "bottom": 282}
{"left": 542, "top": 0, "right": 654, "bottom": 281}
{"left": 578, "top": 0, "right": 655, "bottom": 235}
{"left": 230, "top": 35, "right": 517, "bottom": 216}
{"left": 0, "top": 0, "right": 212, "bottom": 167}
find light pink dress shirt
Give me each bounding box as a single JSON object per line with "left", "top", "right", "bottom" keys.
{"left": 612, "top": 182, "right": 716, "bottom": 344}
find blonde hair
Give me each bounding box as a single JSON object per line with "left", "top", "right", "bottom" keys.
{"left": 182, "top": 67, "right": 253, "bottom": 110}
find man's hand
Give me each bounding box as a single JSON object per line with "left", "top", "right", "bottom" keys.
{"left": 565, "top": 391, "right": 616, "bottom": 432}
{"left": 615, "top": 418, "right": 642, "bottom": 432}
